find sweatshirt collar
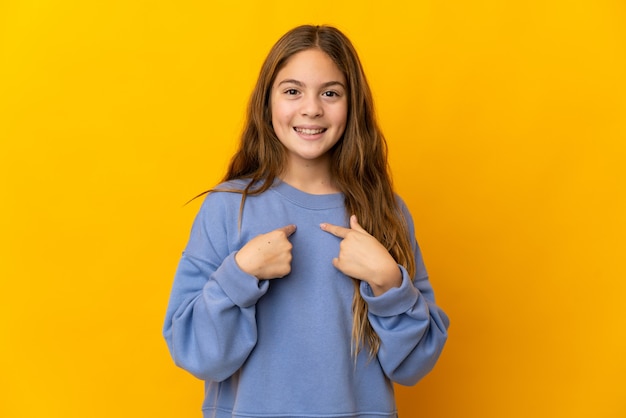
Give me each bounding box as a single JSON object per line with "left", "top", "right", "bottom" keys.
{"left": 270, "top": 180, "right": 345, "bottom": 210}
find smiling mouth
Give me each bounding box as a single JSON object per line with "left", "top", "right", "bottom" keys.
{"left": 294, "top": 127, "right": 326, "bottom": 135}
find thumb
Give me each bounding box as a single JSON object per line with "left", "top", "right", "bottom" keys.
{"left": 276, "top": 224, "right": 297, "bottom": 237}
{"left": 349, "top": 215, "right": 367, "bottom": 233}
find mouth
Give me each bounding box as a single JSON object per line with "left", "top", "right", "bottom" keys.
{"left": 294, "top": 127, "right": 327, "bottom": 135}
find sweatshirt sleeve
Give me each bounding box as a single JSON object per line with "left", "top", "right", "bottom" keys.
{"left": 162, "top": 193, "right": 268, "bottom": 382}
{"left": 360, "top": 200, "right": 449, "bottom": 386}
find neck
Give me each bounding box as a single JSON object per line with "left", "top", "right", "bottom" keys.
{"left": 280, "top": 158, "right": 339, "bottom": 195}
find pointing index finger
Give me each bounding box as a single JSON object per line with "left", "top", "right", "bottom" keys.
{"left": 277, "top": 224, "right": 297, "bottom": 237}
{"left": 320, "top": 222, "right": 349, "bottom": 238}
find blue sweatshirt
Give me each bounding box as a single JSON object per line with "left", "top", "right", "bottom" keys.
{"left": 163, "top": 180, "right": 449, "bottom": 418}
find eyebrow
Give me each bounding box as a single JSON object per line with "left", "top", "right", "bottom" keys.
{"left": 276, "top": 79, "right": 346, "bottom": 89}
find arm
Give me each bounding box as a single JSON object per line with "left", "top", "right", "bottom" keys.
{"left": 361, "top": 203, "right": 449, "bottom": 386}
{"left": 320, "top": 201, "right": 449, "bottom": 385}
{"left": 162, "top": 194, "right": 268, "bottom": 382}
{"left": 361, "top": 265, "right": 449, "bottom": 386}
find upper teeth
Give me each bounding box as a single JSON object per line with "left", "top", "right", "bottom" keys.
{"left": 296, "top": 128, "right": 325, "bottom": 135}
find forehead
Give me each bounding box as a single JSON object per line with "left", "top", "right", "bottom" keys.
{"left": 274, "top": 48, "right": 345, "bottom": 85}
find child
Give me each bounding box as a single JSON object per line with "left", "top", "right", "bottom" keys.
{"left": 163, "top": 24, "right": 449, "bottom": 418}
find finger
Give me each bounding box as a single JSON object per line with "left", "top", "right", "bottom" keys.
{"left": 276, "top": 224, "right": 297, "bottom": 237}
{"left": 332, "top": 257, "right": 353, "bottom": 278}
{"left": 320, "top": 222, "right": 350, "bottom": 238}
{"left": 349, "top": 215, "right": 367, "bottom": 233}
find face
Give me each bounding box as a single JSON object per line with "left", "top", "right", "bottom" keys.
{"left": 270, "top": 48, "right": 348, "bottom": 171}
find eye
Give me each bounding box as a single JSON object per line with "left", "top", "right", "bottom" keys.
{"left": 322, "top": 91, "right": 340, "bottom": 98}
{"left": 284, "top": 88, "right": 299, "bottom": 95}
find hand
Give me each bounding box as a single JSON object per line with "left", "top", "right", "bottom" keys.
{"left": 321, "top": 215, "right": 402, "bottom": 296}
{"left": 235, "top": 225, "right": 296, "bottom": 280}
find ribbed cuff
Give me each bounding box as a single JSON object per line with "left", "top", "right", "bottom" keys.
{"left": 360, "top": 266, "right": 419, "bottom": 317}
{"left": 211, "top": 252, "right": 269, "bottom": 308}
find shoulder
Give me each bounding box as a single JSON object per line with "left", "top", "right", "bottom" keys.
{"left": 394, "top": 193, "right": 418, "bottom": 234}
{"left": 214, "top": 178, "right": 253, "bottom": 191}
{"left": 191, "top": 180, "right": 248, "bottom": 225}
{"left": 394, "top": 193, "right": 412, "bottom": 218}
{"left": 185, "top": 181, "right": 251, "bottom": 255}
{"left": 197, "top": 178, "right": 273, "bottom": 220}
{"left": 200, "top": 179, "right": 250, "bottom": 206}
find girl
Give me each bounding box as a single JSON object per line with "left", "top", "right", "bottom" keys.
{"left": 163, "top": 25, "right": 449, "bottom": 418}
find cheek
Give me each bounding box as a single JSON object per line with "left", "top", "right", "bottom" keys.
{"left": 271, "top": 101, "right": 290, "bottom": 127}
{"left": 336, "top": 106, "right": 348, "bottom": 132}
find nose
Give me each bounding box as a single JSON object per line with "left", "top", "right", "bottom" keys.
{"left": 300, "top": 94, "right": 323, "bottom": 118}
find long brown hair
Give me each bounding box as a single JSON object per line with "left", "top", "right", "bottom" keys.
{"left": 216, "top": 25, "right": 416, "bottom": 358}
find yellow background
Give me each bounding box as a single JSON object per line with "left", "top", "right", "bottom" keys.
{"left": 1, "top": 0, "right": 625, "bottom": 417}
